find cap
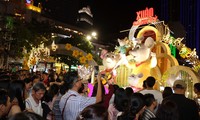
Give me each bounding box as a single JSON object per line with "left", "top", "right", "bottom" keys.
{"left": 173, "top": 80, "right": 187, "bottom": 89}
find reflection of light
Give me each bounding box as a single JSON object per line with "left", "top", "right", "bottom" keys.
{"left": 86, "top": 35, "right": 92, "bottom": 40}
{"left": 91, "top": 32, "right": 97, "bottom": 37}
{"left": 26, "top": 0, "right": 32, "bottom": 4}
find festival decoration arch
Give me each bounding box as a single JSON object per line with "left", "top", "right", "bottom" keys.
{"left": 50, "top": 43, "right": 98, "bottom": 66}
{"left": 162, "top": 65, "right": 200, "bottom": 98}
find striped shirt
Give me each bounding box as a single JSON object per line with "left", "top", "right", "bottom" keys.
{"left": 141, "top": 108, "right": 156, "bottom": 120}
{"left": 59, "top": 90, "right": 96, "bottom": 120}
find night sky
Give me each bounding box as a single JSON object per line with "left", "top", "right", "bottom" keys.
{"left": 40, "top": 0, "right": 161, "bottom": 44}
{"left": 90, "top": 0, "right": 161, "bottom": 44}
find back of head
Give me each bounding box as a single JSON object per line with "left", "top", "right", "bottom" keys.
{"left": 162, "top": 87, "right": 173, "bottom": 98}
{"left": 63, "top": 71, "right": 78, "bottom": 89}
{"left": 114, "top": 88, "right": 129, "bottom": 111}
{"left": 173, "top": 80, "right": 187, "bottom": 90}
{"left": 146, "top": 76, "right": 155, "bottom": 88}
{"left": 144, "top": 93, "right": 155, "bottom": 107}
{"left": 156, "top": 100, "right": 179, "bottom": 120}
{"left": 9, "top": 111, "right": 45, "bottom": 120}
{"left": 118, "top": 93, "right": 145, "bottom": 120}
{"left": 125, "top": 87, "right": 134, "bottom": 96}
{"left": 77, "top": 104, "right": 108, "bottom": 120}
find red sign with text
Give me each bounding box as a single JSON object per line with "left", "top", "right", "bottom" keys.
{"left": 133, "top": 7, "right": 157, "bottom": 26}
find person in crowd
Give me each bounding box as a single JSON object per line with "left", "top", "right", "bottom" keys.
{"left": 32, "top": 75, "right": 41, "bottom": 86}
{"left": 47, "top": 84, "right": 60, "bottom": 110}
{"left": 109, "top": 84, "right": 120, "bottom": 104}
{"left": 162, "top": 87, "right": 173, "bottom": 99}
{"left": 139, "top": 76, "right": 163, "bottom": 112}
{"left": 78, "top": 83, "right": 88, "bottom": 97}
{"left": 52, "top": 83, "right": 68, "bottom": 120}
{"left": 59, "top": 71, "right": 102, "bottom": 120}
{"left": 41, "top": 91, "right": 53, "bottom": 120}
{"left": 163, "top": 80, "right": 199, "bottom": 120}
{"left": 76, "top": 103, "right": 108, "bottom": 120}
{"left": 41, "top": 72, "right": 49, "bottom": 87}
{"left": 25, "top": 82, "right": 46, "bottom": 116}
{"left": 24, "top": 78, "right": 33, "bottom": 99}
{"left": 141, "top": 93, "right": 157, "bottom": 120}
{"left": 125, "top": 87, "right": 134, "bottom": 97}
{"left": 117, "top": 93, "right": 146, "bottom": 120}
{"left": 0, "top": 89, "right": 10, "bottom": 119}
{"left": 7, "top": 80, "right": 25, "bottom": 117}
{"left": 193, "top": 82, "right": 200, "bottom": 114}
{"left": 108, "top": 88, "right": 129, "bottom": 120}
{"left": 0, "top": 80, "right": 10, "bottom": 90}
{"left": 155, "top": 100, "right": 179, "bottom": 120}
{"left": 8, "top": 111, "right": 45, "bottom": 120}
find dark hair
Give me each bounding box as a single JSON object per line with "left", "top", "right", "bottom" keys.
{"left": 8, "top": 80, "right": 25, "bottom": 110}
{"left": 9, "top": 111, "right": 45, "bottom": 120}
{"left": 125, "top": 87, "right": 134, "bottom": 97}
{"left": 156, "top": 100, "right": 179, "bottom": 120}
{"left": 113, "top": 84, "right": 120, "bottom": 93}
{"left": 78, "top": 83, "right": 85, "bottom": 94}
{"left": 162, "top": 87, "right": 173, "bottom": 99}
{"left": 0, "top": 89, "right": 8, "bottom": 105}
{"left": 0, "top": 80, "right": 10, "bottom": 90}
{"left": 118, "top": 93, "right": 145, "bottom": 120}
{"left": 144, "top": 93, "right": 155, "bottom": 107}
{"left": 194, "top": 83, "right": 200, "bottom": 91}
{"left": 114, "top": 88, "right": 129, "bottom": 111}
{"left": 77, "top": 104, "right": 108, "bottom": 120}
{"left": 32, "top": 82, "right": 46, "bottom": 92}
{"left": 146, "top": 76, "right": 156, "bottom": 87}
{"left": 63, "top": 71, "right": 78, "bottom": 89}
{"left": 48, "top": 84, "right": 59, "bottom": 99}
{"left": 60, "top": 83, "right": 68, "bottom": 95}
{"left": 24, "top": 78, "right": 33, "bottom": 84}
{"left": 143, "top": 80, "right": 147, "bottom": 89}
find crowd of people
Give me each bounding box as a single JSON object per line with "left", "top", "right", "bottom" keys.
{"left": 0, "top": 69, "right": 199, "bottom": 120}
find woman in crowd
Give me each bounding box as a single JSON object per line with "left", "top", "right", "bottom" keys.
{"left": 117, "top": 93, "right": 145, "bottom": 120}
{"left": 7, "top": 80, "right": 25, "bottom": 117}
{"left": 24, "top": 78, "right": 33, "bottom": 99}
{"left": 108, "top": 88, "right": 129, "bottom": 120}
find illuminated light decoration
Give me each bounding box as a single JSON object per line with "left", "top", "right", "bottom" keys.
{"left": 78, "top": 6, "right": 93, "bottom": 17}
{"left": 51, "top": 40, "right": 58, "bottom": 51}
{"left": 26, "top": 3, "right": 41, "bottom": 13}
{"left": 133, "top": 7, "right": 158, "bottom": 26}
{"left": 27, "top": 43, "right": 50, "bottom": 67}
{"left": 26, "top": 0, "right": 32, "bottom": 4}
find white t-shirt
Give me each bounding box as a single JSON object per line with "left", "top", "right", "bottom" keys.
{"left": 139, "top": 89, "right": 163, "bottom": 104}
{"left": 25, "top": 95, "right": 43, "bottom": 116}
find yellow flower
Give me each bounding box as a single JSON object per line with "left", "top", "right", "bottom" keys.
{"left": 79, "top": 56, "right": 86, "bottom": 64}
{"left": 84, "top": 64, "right": 89, "bottom": 68}
{"left": 65, "top": 43, "right": 72, "bottom": 50}
{"left": 86, "top": 53, "right": 93, "bottom": 61}
{"left": 79, "top": 51, "right": 83, "bottom": 56}
{"left": 72, "top": 50, "right": 79, "bottom": 58}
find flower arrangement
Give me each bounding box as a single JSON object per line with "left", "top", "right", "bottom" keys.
{"left": 65, "top": 43, "right": 94, "bottom": 66}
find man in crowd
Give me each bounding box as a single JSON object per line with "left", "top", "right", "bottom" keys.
{"left": 141, "top": 93, "right": 157, "bottom": 120}
{"left": 59, "top": 71, "right": 102, "bottom": 120}
{"left": 139, "top": 76, "right": 163, "bottom": 112}
{"left": 163, "top": 80, "right": 199, "bottom": 120}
